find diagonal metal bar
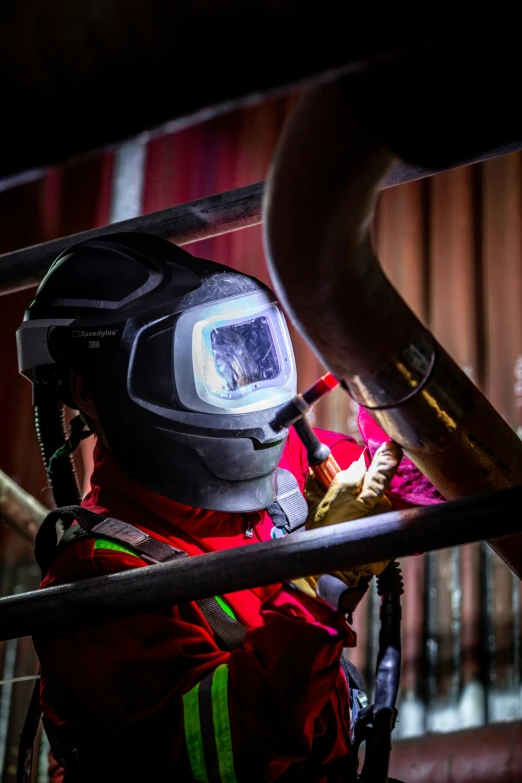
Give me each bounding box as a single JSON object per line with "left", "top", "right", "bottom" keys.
{"left": 2, "top": 139, "right": 522, "bottom": 297}
{"left": 0, "top": 469, "right": 47, "bottom": 542}
{"left": 0, "top": 485, "right": 521, "bottom": 642}
{"left": 0, "top": 182, "right": 264, "bottom": 296}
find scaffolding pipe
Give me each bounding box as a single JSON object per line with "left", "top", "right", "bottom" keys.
{"left": 0, "top": 485, "right": 520, "bottom": 642}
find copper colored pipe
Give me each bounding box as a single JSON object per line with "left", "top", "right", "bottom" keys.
{"left": 382, "top": 720, "right": 522, "bottom": 782}
{"left": 263, "top": 81, "right": 522, "bottom": 578}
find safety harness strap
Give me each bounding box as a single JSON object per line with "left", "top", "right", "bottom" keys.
{"left": 196, "top": 598, "right": 246, "bottom": 651}
{"left": 35, "top": 504, "right": 247, "bottom": 652}
{"left": 62, "top": 528, "right": 245, "bottom": 647}
{"left": 36, "top": 468, "right": 308, "bottom": 573}
{"left": 267, "top": 468, "right": 309, "bottom": 533}
{"left": 40, "top": 505, "right": 187, "bottom": 566}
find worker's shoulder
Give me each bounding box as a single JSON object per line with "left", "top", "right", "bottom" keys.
{"left": 40, "top": 532, "right": 147, "bottom": 588}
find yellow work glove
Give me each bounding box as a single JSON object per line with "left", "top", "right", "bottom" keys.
{"left": 294, "top": 441, "right": 402, "bottom": 598}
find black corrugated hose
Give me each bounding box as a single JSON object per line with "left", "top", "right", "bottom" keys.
{"left": 34, "top": 381, "right": 83, "bottom": 511}
{"left": 359, "top": 561, "right": 404, "bottom": 783}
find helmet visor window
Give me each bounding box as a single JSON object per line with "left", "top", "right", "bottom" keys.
{"left": 130, "top": 292, "right": 297, "bottom": 416}
{"left": 207, "top": 315, "right": 280, "bottom": 398}
{"left": 191, "top": 300, "right": 296, "bottom": 413}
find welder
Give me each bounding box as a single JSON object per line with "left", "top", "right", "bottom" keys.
{"left": 17, "top": 232, "right": 440, "bottom": 782}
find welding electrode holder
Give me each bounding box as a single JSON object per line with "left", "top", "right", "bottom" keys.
{"left": 293, "top": 416, "right": 342, "bottom": 489}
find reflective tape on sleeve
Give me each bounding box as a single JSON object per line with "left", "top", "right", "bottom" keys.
{"left": 184, "top": 665, "right": 238, "bottom": 783}
{"left": 183, "top": 682, "right": 209, "bottom": 783}
{"left": 211, "top": 665, "right": 237, "bottom": 783}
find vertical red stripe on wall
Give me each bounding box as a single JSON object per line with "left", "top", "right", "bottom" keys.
{"left": 482, "top": 151, "right": 522, "bottom": 714}
{"left": 483, "top": 152, "right": 522, "bottom": 435}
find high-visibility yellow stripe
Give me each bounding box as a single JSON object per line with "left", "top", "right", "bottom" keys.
{"left": 211, "top": 665, "right": 237, "bottom": 783}
{"left": 183, "top": 683, "right": 209, "bottom": 783}
{"left": 93, "top": 538, "right": 142, "bottom": 558}
{"left": 214, "top": 596, "right": 237, "bottom": 621}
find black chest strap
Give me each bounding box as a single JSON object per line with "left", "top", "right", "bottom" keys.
{"left": 35, "top": 505, "right": 184, "bottom": 570}
{"left": 35, "top": 504, "right": 246, "bottom": 653}
{"left": 34, "top": 467, "right": 309, "bottom": 650}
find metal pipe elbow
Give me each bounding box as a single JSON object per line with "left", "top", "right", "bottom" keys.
{"left": 263, "top": 82, "right": 433, "bottom": 407}
{"left": 263, "top": 81, "right": 522, "bottom": 577}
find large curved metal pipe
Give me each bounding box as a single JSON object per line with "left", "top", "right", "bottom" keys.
{"left": 263, "top": 81, "right": 522, "bottom": 578}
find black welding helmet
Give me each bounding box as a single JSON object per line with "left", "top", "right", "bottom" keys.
{"left": 17, "top": 233, "right": 297, "bottom": 512}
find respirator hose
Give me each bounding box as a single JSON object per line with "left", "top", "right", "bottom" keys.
{"left": 34, "top": 382, "right": 82, "bottom": 512}
{"left": 359, "top": 560, "right": 403, "bottom": 782}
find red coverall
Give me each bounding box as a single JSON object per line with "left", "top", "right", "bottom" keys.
{"left": 36, "top": 421, "right": 441, "bottom": 782}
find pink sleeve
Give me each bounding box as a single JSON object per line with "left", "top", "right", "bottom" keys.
{"left": 357, "top": 408, "right": 445, "bottom": 507}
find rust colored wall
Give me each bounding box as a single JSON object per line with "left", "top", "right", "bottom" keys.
{"left": 385, "top": 721, "right": 522, "bottom": 782}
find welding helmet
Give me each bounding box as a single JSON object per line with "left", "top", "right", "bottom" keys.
{"left": 17, "top": 233, "right": 297, "bottom": 512}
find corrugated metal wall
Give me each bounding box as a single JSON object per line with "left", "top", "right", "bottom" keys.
{"left": 0, "top": 99, "right": 521, "bottom": 777}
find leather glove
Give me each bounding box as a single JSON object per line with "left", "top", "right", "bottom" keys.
{"left": 293, "top": 441, "right": 402, "bottom": 598}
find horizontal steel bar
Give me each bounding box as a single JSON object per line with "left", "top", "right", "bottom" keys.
{"left": 1, "top": 485, "right": 521, "bottom": 642}
{"left": 0, "top": 182, "right": 264, "bottom": 296}
{"left": 2, "top": 140, "right": 521, "bottom": 297}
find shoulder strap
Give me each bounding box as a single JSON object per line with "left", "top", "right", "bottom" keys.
{"left": 196, "top": 597, "right": 246, "bottom": 651}
{"left": 35, "top": 505, "right": 81, "bottom": 575}
{"left": 61, "top": 506, "right": 187, "bottom": 565}
{"left": 35, "top": 504, "right": 186, "bottom": 574}
{"left": 266, "top": 468, "right": 309, "bottom": 534}
{"left": 35, "top": 504, "right": 246, "bottom": 652}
